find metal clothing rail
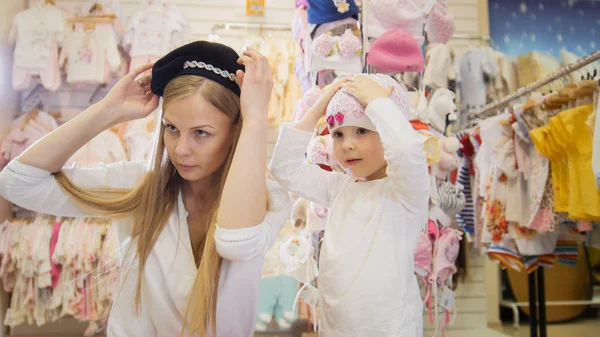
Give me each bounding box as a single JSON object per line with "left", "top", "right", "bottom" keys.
{"left": 210, "top": 23, "right": 291, "bottom": 35}
{"left": 469, "top": 49, "right": 600, "bottom": 120}
{"left": 452, "top": 34, "right": 491, "bottom": 41}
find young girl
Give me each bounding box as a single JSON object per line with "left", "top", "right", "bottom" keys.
{"left": 270, "top": 74, "right": 429, "bottom": 336}
{"left": 0, "top": 41, "right": 290, "bottom": 337}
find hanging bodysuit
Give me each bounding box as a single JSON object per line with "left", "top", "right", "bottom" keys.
{"left": 9, "top": 4, "right": 66, "bottom": 91}
{"left": 60, "top": 26, "right": 121, "bottom": 85}
{"left": 123, "top": 2, "right": 189, "bottom": 71}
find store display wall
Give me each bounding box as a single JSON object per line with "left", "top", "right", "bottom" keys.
{"left": 1, "top": 1, "right": 494, "bottom": 336}
{"left": 489, "top": 0, "right": 600, "bottom": 58}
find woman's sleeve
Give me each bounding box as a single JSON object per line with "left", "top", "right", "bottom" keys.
{"left": 269, "top": 123, "right": 346, "bottom": 208}
{"left": 364, "top": 98, "right": 430, "bottom": 215}
{"left": 214, "top": 178, "right": 292, "bottom": 261}
{"left": 0, "top": 160, "right": 147, "bottom": 218}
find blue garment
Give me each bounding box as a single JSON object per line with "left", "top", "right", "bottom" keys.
{"left": 307, "top": 0, "right": 359, "bottom": 24}
{"left": 455, "top": 132, "right": 475, "bottom": 234}
{"left": 256, "top": 276, "right": 299, "bottom": 331}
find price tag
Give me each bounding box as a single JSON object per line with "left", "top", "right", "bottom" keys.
{"left": 246, "top": 0, "right": 265, "bottom": 16}
{"left": 439, "top": 286, "right": 455, "bottom": 311}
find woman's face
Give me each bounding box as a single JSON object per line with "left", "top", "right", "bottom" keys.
{"left": 163, "top": 93, "right": 236, "bottom": 183}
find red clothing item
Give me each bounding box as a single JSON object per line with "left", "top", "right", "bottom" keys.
{"left": 50, "top": 221, "right": 62, "bottom": 289}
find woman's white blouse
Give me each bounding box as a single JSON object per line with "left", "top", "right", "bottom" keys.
{"left": 0, "top": 160, "right": 291, "bottom": 337}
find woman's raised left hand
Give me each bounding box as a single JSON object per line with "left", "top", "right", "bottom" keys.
{"left": 236, "top": 48, "right": 273, "bottom": 125}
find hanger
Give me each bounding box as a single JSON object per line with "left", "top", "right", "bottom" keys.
{"left": 49, "top": 110, "right": 62, "bottom": 120}
{"left": 21, "top": 103, "right": 43, "bottom": 131}
{"left": 89, "top": 2, "right": 103, "bottom": 14}
{"left": 67, "top": 14, "right": 116, "bottom": 27}
{"left": 557, "top": 83, "right": 578, "bottom": 104}
{"left": 573, "top": 79, "right": 596, "bottom": 98}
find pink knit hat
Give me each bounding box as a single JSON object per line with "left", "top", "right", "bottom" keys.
{"left": 425, "top": 1, "right": 455, "bottom": 44}
{"left": 325, "top": 74, "right": 410, "bottom": 132}
{"left": 367, "top": 29, "right": 424, "bottom": 73}
{"left": 367, "top": 0, "right": 426, "bottom": 44}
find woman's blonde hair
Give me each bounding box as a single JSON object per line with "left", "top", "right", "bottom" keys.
{"left": 54, "top": 75, "right": 242, "bottom": 336}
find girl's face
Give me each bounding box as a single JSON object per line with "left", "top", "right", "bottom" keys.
{"left": 163, "top": 93, "right": 235, "bottom": 183}
{"left": 331, "top": 126, "right": 387, "bottom": 181}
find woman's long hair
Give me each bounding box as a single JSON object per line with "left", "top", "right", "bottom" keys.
{"left": 54, "top": 75, "right": 242, "bottom": 335}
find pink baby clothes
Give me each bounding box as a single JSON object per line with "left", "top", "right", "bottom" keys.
{"left": 1, "top": 121, "right": 48, "bottom": 165}
{"left": 50, "top": 221, "right": 62, "bottom": 290}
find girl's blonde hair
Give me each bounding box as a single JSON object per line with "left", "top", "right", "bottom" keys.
{"left": 54, "top": 75, "right": 242, "bottom": 336}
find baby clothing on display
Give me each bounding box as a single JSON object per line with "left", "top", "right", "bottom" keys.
{"left": 123, "top": 2, "right": 189, "bottom": 71}
{"left": 0, "top": 217, "right": 119, "bottom": 333}
{"left": 427, "top": 88, "right": 457, "bottom": 133}
{"left": 366, "top": 0, "right": 427, "bottom": 44}
{"left": 1, "top": 110, "right": 59, "bottom": 167}
{"left": 307, "top": 17, "right": 363, "bottom": 77}
{"left": 123, "top": 109, "right": 159, "bottom": 162}
{"left": 257, "top": 222, "right": 301, "bottom": 331}
{"left": 67, "top": 129, "right": 128, "bottom": 168}
{"left": 60, "top": 26, "right": 121, "bottom": 85}
{"left": 457, "top": 49, "right": 498, "bottom": 128}
{"left": 455, "top": 130, "right": 481, "bottom": 235}
{"left": 256, "top": 276, "right": 298, "bottom": 331}
{"left": 80, "top": 0, "right": 126, "bottom": 37}
{"left": 9, "top": 3, "right": 66, "bottom": 91}
{"left": 593, "top": 93, "right": 600, "bottom": 189}
{"left": 423, "top": 43, "right": 456, "bottom": 90}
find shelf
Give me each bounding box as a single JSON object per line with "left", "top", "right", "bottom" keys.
{"left": 499, "top": 285, "right": 600, "bottom": 328}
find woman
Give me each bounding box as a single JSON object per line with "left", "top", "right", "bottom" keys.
{"left": 0, "top": 41, "right": 291, "bottom": 336}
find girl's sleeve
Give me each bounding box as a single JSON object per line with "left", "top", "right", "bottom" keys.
{"left": 269, "top": 123, "right": 347, "bottom": 208}
{"left": 214, "top": 178, "right": 292, "bottom": 261}
{"left": 364, "top": 98, "right": 430, "bottom": 215}
{"left": 0, "top": 160, "right": 147, "bottom": 218}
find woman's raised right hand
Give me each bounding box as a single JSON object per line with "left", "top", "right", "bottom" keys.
{"left": 100, "top": 63, "right": 159, "bottom": 124}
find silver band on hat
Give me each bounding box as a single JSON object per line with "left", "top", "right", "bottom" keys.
{"left": 183, "top": 61, "right": 237, "bottom": 82}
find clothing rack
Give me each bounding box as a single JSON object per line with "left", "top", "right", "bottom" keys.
{"left": 466, "top": 49, "right": 600, "bottom": 337}
{"left": 469, "top": 49, "right": 600, "bottom": 120}
{"left": 210, "top": 22, "right": 291, "bottom": 35}
{"left": 452, "top": 34, "right": 491, "bottom": 41}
